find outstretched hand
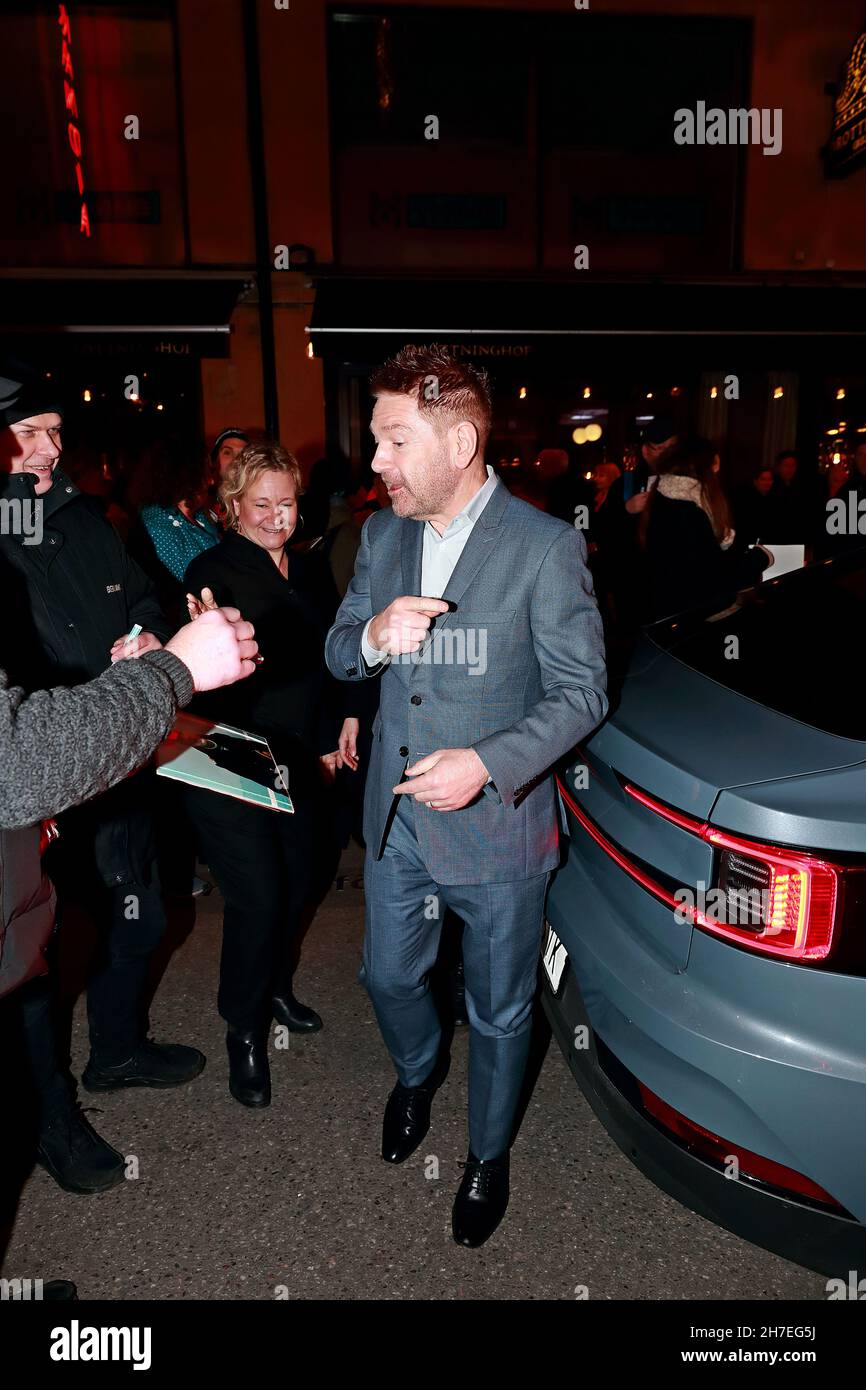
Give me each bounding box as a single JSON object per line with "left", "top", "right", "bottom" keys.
{"left": 186, "top": 587, "right": 219, "bottom": 621}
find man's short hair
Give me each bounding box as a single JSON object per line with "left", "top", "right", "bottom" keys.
{"left": 370, "top": 345, "right": 493, "bottom": 454}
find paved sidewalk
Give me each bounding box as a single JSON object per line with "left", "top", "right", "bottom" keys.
{"left": 2, "top": 849, "right": 826, "bottom": 1301}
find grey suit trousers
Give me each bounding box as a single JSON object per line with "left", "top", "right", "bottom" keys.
{"left": 362, "top": 792, "right": 550, "bottom": 1160}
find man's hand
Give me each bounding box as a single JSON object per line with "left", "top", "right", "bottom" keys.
{"left": 164, "top": 607, "right": 258, "bottom": 691}
{"left": 368, "top": 596, "right": 450, "bottom": 656}
{"left": 337, "top": 717, "right": 360, "bottom": 771}
{"left": 110, "top": 631, "right": 163, "bottom": 663}
{"left": 393, "top": 748, "right": 489, "bottom": 812}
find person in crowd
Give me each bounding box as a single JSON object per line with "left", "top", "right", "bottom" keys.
{"left": 131, "top": 442, "right": 223, "bottom": 898}
{"left": 622, "top": 415, "right": 680, "bottom": 515}
{"left": 136, "top": 441, "right": 221, "bottom": 618}
{"left": 732, "top": 465, "right": 778, "bottom": 544}
{"left": 770, "top": 450, "right": 813, "bottom": 543}
{"left": 206, "top": 428, "right": 250, "bottom": 527}
{"left": 642, "top": 437, "right": 771, "bottom": 621}
{"left": 816, "top": 442, "right": 866, "bottom": 557}
{"left": 544, "top": 450, "right": 594, "bottom": 527}
{"left": 326, "top": 346, "right": 607, "bottom": 1247}
{"left": 0, "top": 369, "right": 208, "bottom": 1201}
{"left": 301, "top": 453, "right": 368, "bottom": 598}
{"left": 210, "top": 428, "right": 249, "bottom": 483}
{"left": 0, "top": 602, "right": 257, "bottom": 1297}
{"left": 183, "top": 441, "right": 359, "bottom": 1109}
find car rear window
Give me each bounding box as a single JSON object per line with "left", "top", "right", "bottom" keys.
{"left": 646, "top": 548, "right": 866, "bottom": 740}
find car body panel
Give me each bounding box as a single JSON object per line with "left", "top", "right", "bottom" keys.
{"left": 546, "top": 600, "right": 866, "bottom": 1272}
{"left": 547, "top": 830, "right": 866, "bottom": 1226}
{"left": 594, "top": 637, "right": 866, "bottom": 822}
{"left": 713, "top": 762, "right": 866, "bottom": 853}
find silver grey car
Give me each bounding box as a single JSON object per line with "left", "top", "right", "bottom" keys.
{"left": 543, "top": 548, "right": 866, "bottom": 1276}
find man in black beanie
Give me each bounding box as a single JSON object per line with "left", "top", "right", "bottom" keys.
{"left": 0, "top": 365, "right": 206, "bottom": 1195}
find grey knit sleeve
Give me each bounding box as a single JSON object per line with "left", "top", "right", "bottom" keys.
{"left": 0, "top": 650, "right": 194, "bottom": 830}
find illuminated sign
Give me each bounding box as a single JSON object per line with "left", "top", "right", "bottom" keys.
{"left": 825, "top": 30, "right": 866, "bottom": 178}
{"left": 57, "top": 3, "right": 91, "bottom": 235}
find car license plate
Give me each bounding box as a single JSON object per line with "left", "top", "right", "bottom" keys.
{"left": 541, "top": 921, "right": 569, "bottom": 995}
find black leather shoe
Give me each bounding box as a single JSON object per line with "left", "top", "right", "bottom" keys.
{"left": 226, "top": 1027, "right": 271, "bottom": 1108}
{"left": 451, "top": 1151, "right": 510, "bottom": 1247}
{"left": 43, "top": 1280, "right": 78, "bottom": 1300}
{"left": 272, "top": 990, "right": 323, "bottom": 1034}
{"left": 37, "top": 1103, "right": 126, "bottom": 1195}
{"left": 381, "top": 1054, "right": 449, "bottom": 1164}
{"left": 82, "top": 1040, "right": 205, "bottom": 1092}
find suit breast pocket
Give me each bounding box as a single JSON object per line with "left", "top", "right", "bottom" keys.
{"left": 428, "top": 611, "right": 517, "bottom": 682}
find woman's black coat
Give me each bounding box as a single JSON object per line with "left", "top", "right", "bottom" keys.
{"left": 645, "top": 492, "right": 767, "bottom": 622}
{"left": 184, "top": 530, "right": 348, "bottom": 781}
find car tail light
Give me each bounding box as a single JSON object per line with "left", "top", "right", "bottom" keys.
{"left": 622, "top": 781, "right": 841, "bottom": 961}
{"left": 637, "top": 1080, "right": 846, "bottom": 1212}
{"left": 557, "top": 774, "right": 861, "bottom": 964}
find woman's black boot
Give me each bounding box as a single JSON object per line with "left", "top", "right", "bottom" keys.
{"left": 226, "top": 1026, "right": 271, "bottom": 1108}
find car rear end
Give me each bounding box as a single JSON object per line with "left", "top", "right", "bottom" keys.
{"left": 544, "top": 552, "right": 866, "bottom": 1276}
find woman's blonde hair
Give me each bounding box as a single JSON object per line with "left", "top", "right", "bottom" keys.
{"left": 219, "top": 441, "right": 303, "bottom": 530}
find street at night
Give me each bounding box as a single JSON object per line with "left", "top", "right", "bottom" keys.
{"left": 4, "top": 0, "right": 866, "bottom": 1358}
{"left": 2, "top": 848, "right": 826, "bottom": 1302}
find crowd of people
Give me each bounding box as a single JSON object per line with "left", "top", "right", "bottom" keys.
{"left": 0, "top": 349, "right": 860, "bottom": 1288}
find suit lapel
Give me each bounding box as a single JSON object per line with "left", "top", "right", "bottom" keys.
{"left": 414, "top": 481, "right": 510, "bottom": 661}
{"left": 438, "top": 480, "right": 510, "bottom": 614}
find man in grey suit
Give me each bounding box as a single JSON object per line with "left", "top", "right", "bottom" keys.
{"left": 325, "top": 346, "right": 607, "bottom": 1246}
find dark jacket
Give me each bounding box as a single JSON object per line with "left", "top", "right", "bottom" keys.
{"left": 0, "top": 651, "right": 193, "bottom": 999}
{"left": 0, "top": 468, "right": 173, "bottom": 887}
{"left": 184, "top": 530, "right": 347, "bottom": 780}
{"left": 645, "top": 492, "right": 767, "bottom": 622}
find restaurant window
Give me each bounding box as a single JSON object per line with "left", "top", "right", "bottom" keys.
{"left": 328, "top": 7, "right": 750, "bottom": 273}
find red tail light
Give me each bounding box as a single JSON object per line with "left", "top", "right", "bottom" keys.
{"left": 637, "top": 1081, "right": 845, "bottom": 1211}
{"left": 558, "top": 776, "right": 855, "bottom": 963}
{"left": 623, "top": 781, "right": 841, "bottom": 961}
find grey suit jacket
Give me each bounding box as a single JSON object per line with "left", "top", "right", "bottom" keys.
{"left": 325, "top": 480, "right": 607, "bottom": 885}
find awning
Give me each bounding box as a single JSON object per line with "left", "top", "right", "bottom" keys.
{"left": 307, "top": 273, "right": 866, "bottom": 366}
{"left": 0, "top": 269, "right": 254, "bottom": 356}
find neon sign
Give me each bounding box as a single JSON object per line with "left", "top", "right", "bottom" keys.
{"left": 825, "top": 30, "right": 866, "bottom": 178}
{"left": 58, "top": 3, "right": 91, "bottom": 235}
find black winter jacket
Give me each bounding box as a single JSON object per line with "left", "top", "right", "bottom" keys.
{"left": 0, "top": 468, "right": 173, "bottom": 887}
{"left": 645, "top": 492, "right": 768, "bottom": 622}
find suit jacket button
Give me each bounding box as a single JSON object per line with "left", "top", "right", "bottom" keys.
{"left": 399, "top": 745, "right": 409, "bottom": 756}
{"left": 410, "top": 695, "right": 422, "bottom": 706}
{"left": 346, "top": 665, "right": 358, "bottom": 676}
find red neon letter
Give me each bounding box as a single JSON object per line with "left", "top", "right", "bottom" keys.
{"left": 67, "top": 122, "right": 82, "bottom": 158}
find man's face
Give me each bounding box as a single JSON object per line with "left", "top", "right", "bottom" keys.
{"left": 776, "top": 455, "right": 797, "bottom": 484}
{"left": 216, "top": 436, "right": 246, "bottom": 480}
{"left": 0, "top": 413, "right": 63, "bottom": 495}
{"left": 369, "top": 393, "right": 454, "bottom": 520}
